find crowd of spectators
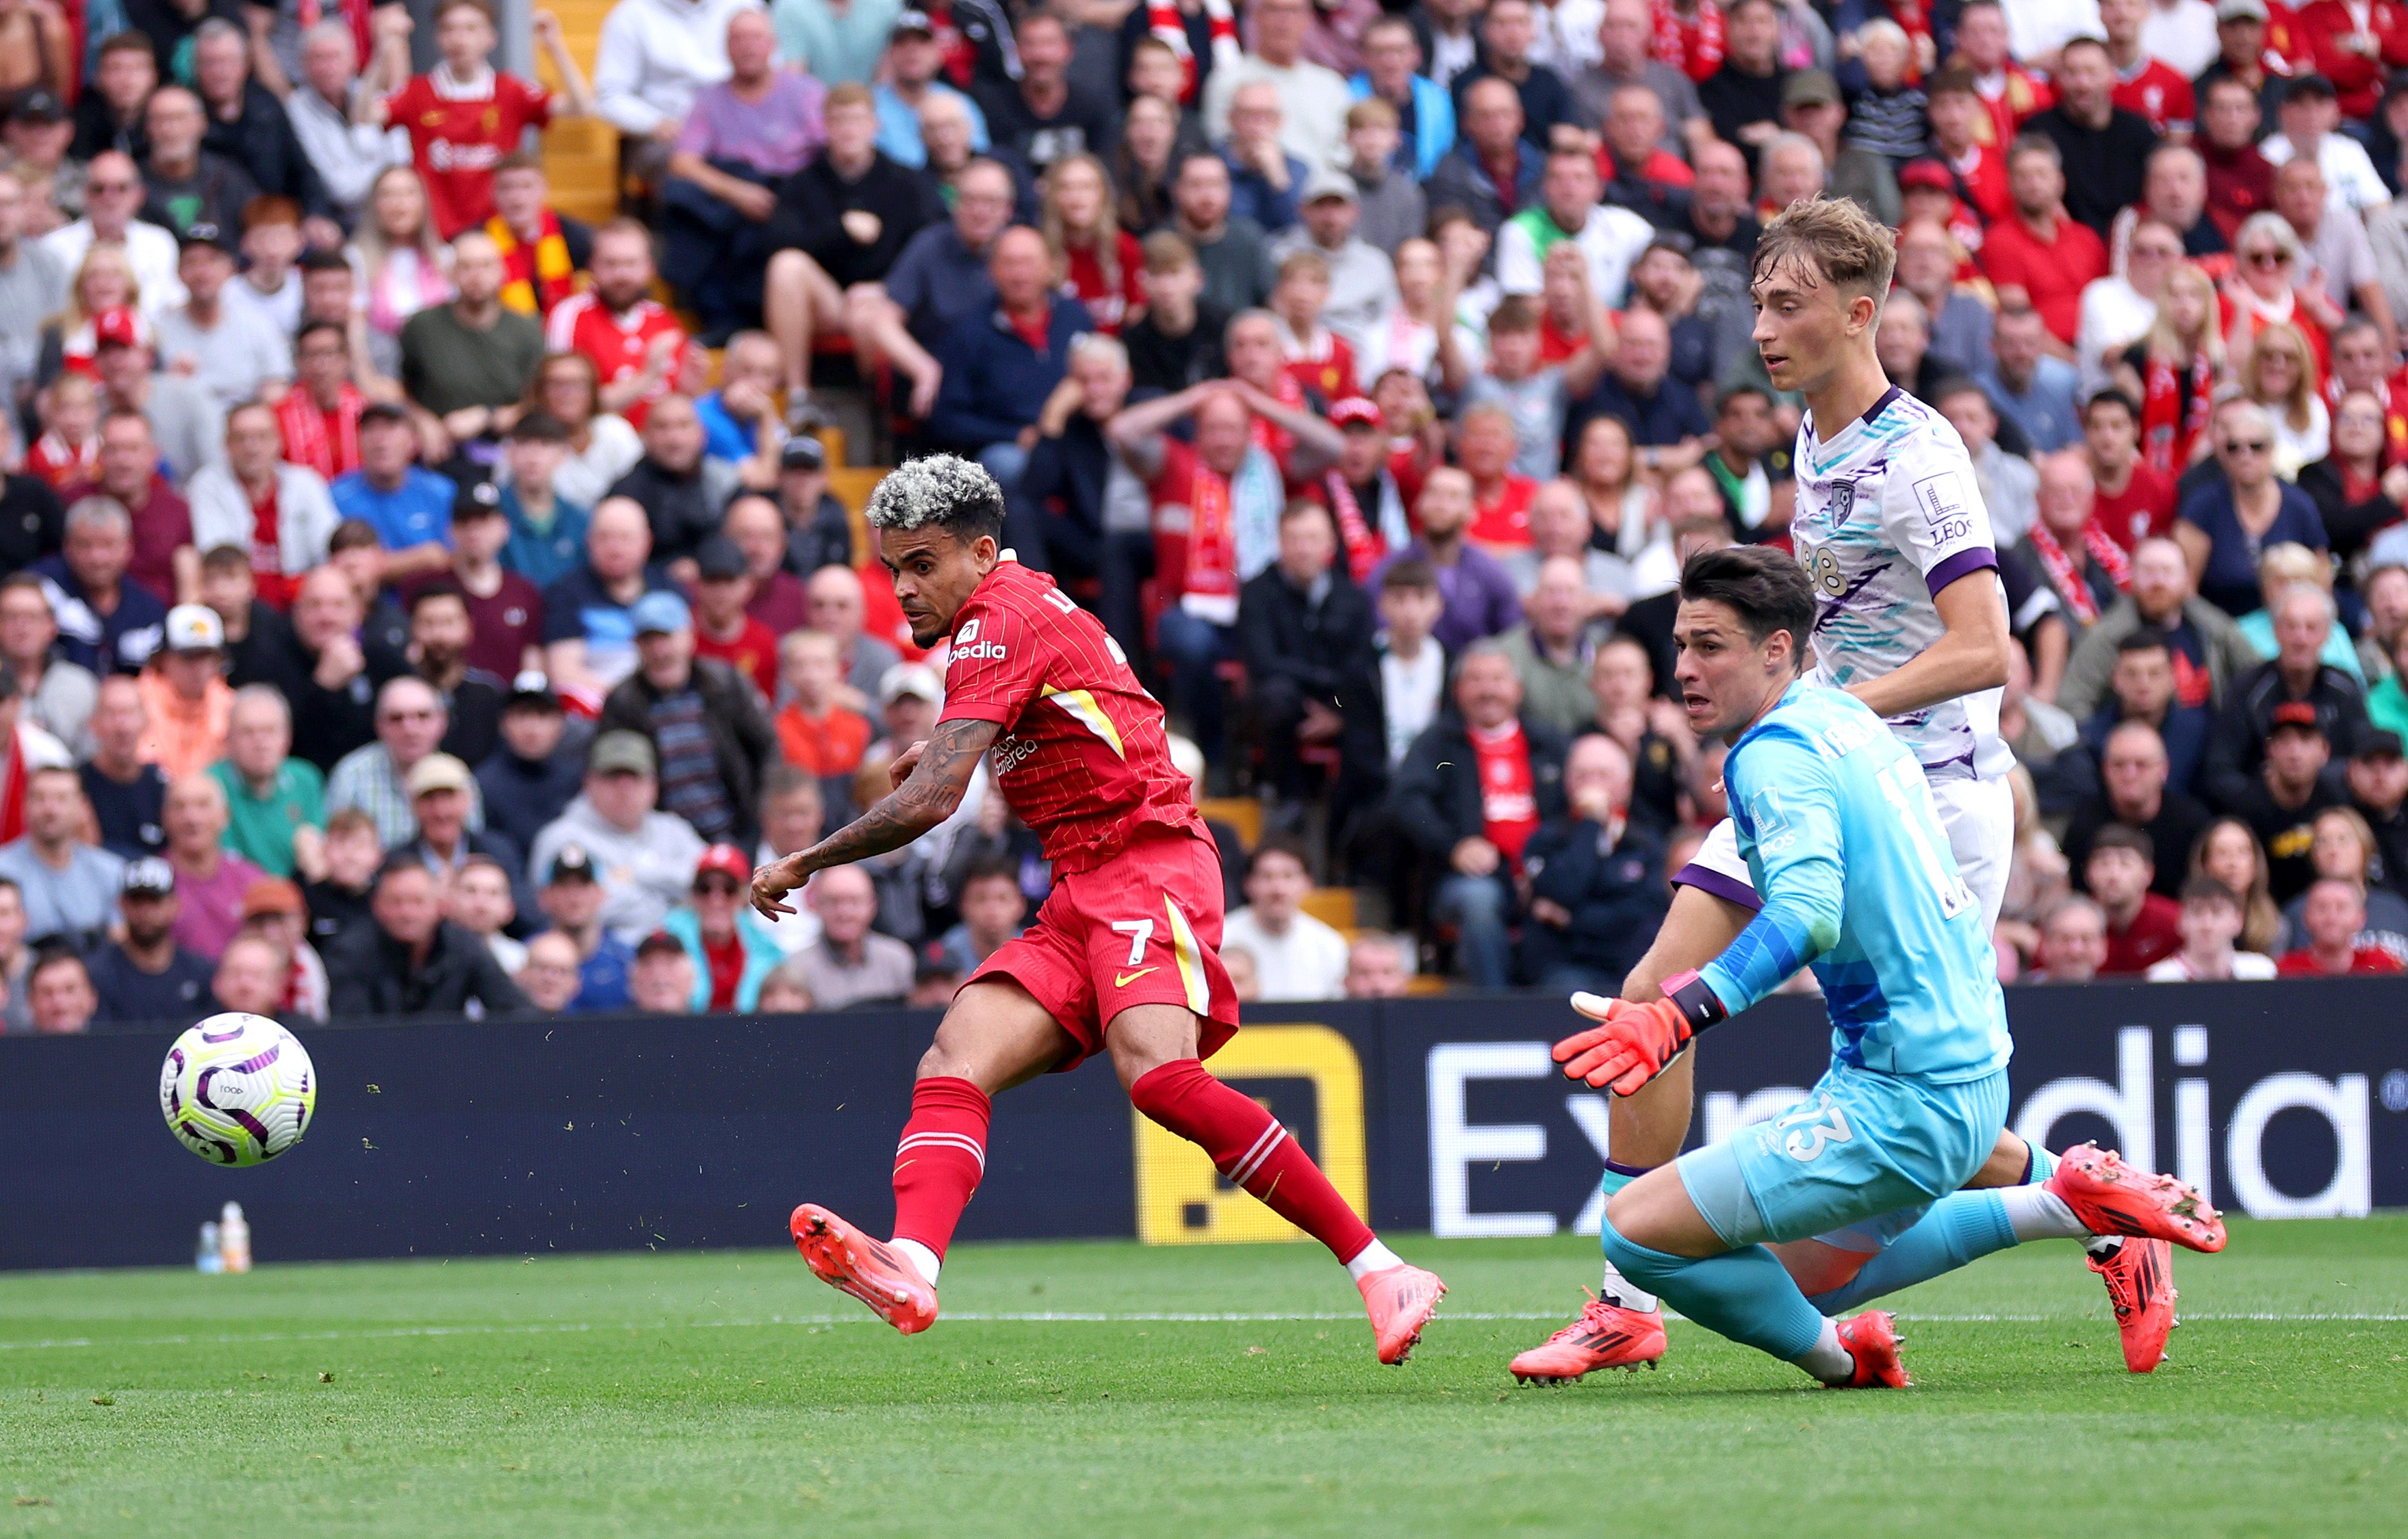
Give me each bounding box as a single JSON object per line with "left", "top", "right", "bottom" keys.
{"left": 5, "top": 0, "right": 2408, "bottom": 1035}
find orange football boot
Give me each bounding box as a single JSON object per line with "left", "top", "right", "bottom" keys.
{"left": 1509, "top": 1293, "right": 1667, "bottom": 1384}
{"left": 1358, "top": 1262, "right": 1446, "bottom": 1364}
{"left": 2090, "top": 1236, "right": 2179, "bottom": 1373}
{"left": 1832, "top": 1310, "right": 1910, "bottom": 1388}
{"left": 2047, "top": 1143, "right": 2227, "bottom": 1253}
{"left": 791, "top": 1203, "right": 938, "bottom": 1334}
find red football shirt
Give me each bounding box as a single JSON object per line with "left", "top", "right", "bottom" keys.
{"left": 2112, "top": 58, "right": 2195, "bottom": 135}
{"left": 385, "top": 71, "right": 554, "bottom": 238}
{"left": 936, "top": 556, "right": 1206, "bottom": 873}
{"left": 544, "top": 292, "right": 691, "bottom": 430}
{"left": 1468, "top": 474, "right": 1538, "bottom": 548}
{"left": 1468, "top": 719, "right": 1541, "bottom": 865}
{"left": 1978, "top": 214, "right": 2108, "bottom": 344}
{"left": 2101, "top": 893, "right": 2184, "bottom": 976}
{"left": 694, "top": 614, "right": 781, "bottom": 696}
{"left": 2277, "top": 945, "right": 2408, "bottom": 975}
{"left": 2094, "top": 463, "right": 2177, "bottom": 552}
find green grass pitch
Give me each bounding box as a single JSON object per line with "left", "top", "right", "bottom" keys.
{"left": 3, "top": 1217, "right": 2403, "bottom": 1538}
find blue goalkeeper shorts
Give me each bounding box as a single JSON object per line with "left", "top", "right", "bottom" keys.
{"left": 1675, "top": 1063, "right": 2008, "bottom": 1251}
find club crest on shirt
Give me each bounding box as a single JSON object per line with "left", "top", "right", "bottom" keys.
{"left": 1827, "top": 479, "right": 1857, "bottom": 525}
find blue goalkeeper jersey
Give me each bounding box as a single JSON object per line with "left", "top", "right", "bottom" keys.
{"left": 1700, "top": 679, "right": 2012, "bottom": 1084}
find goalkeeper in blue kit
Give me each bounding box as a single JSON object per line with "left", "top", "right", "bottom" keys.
{"left": 1552, "top": 547, "right": 2226, "bottom": 1388}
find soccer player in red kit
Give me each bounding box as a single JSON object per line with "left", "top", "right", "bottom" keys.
{"left": 752, "top": 457, "right": 1447, "bottom": 1363}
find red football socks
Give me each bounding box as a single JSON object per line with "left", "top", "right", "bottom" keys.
{"left": 1128, "top": 1058, "right": 1376, "bottom": 1264}
{"left": 890, "top": 1076, "right": 992, "bottom": 1259}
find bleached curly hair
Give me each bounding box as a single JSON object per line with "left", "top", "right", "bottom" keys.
{"left": 864, "top": 454, "right": 1007, "bottom": 541}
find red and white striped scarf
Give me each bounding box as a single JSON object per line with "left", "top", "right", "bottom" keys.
{"left": 1147, "top": 0, "right": 1240, "bottom": 104}
{"left": 1322, "top": 469, "right": 1383, "bottom": 583}
{"left": 2027, "top": 520, "right": 2132, "bottom": 626}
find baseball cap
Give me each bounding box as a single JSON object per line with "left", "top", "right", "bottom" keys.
{"left": 547, "top": 843, "right": 597, "bottom": 884}
{"left": 8, "top": 87, "right": 64, "bottom": 124}
{"left": 781, "top": 434, "right": 826, "bottom": 472}
{"left": 164, "top": 603, "right": 224, "bottom": 653}
{"left": 453, "top": 479, "right": 504, "bottom": 522}
{"left": 2287, "top": 72, "right": 2336, "bottom": 101}
{"left": 506, "top": 669, "right": 561, "bottom": 710}
{"left": 695, "top": 534, "right": 748, "bottom": 583}
{"left": 240, "top": 878, "right": 305, "bottom": 919}
{"left": 1329, "top": 397, "right": 1383, "bottom": 431}
{"left": 359, "top": 401, "right": 411, "bottom": 431}
{"left": 2216, "top": 0, "right": 2269, "bottom": 20}
{"left": 589, "top": 728, "right": 658, "bottom": 777}
{"left": 178, "top": 221, "right": 235, "bottom": 256}
{"left": 880, "top": 662, "right": 943, "bottom": 705}
{"left": 404, "top": 752, "right": 474, "bottom": 799}
{"left": 92, "top": 306, "right": 142, "bottom": 350}
{"left": 635, "top": 930, "right": 687, "bottom": 961}
{"left": 1898, "top": 158, "right": 1955, "bottom": 194}
{"left": 630, "top": 590, "right": 691, "bottom": 635}
{"left": 693, "top": 843, "right": 752, "bottom": 886}
{"left": 2269, "top": 701, "right": 2324, "bottom": 733}
{"left": 121, "top": 857, "right": 176, "bottom": 898}
{"left": 893, "top": 8, "right": 935, "bottom": 36}
{"left": 2353, "top": 728, "right": 2405, "bottom": 760}
{"left": 1301, "top": 166, "right": 1358, "bottom": 205}
{"left": 1782, "top": 68, "right": 1840, "bottom": 110}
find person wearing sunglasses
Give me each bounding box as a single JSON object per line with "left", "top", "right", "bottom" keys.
{"left": 661, "top": 843, "right": 782, "bottom": 1013}
{"left": 2240, "top": 318, "right": 2331, "bottom": 478}
{"left": 2173, "top": 398, "right": 2331, "bottom": 617}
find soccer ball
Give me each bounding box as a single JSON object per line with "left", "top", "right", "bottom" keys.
{"left": 158, "top": 1014, "right": 317, "bottom": 1167}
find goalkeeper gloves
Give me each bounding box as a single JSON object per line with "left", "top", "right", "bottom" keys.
{"left": 1552, "top": 970, "right": 1728, "bottom": 1095}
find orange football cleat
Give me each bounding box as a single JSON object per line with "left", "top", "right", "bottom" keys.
{"left": 1509, "top": 1293, "right": 1667, "bottom": 1384}
{"left": 791, "top": 1203, "right": 938, "bottom": 1334}
{"left": 2090, "top": 1236, "right": 2178, "bottom": 1373}
{"left": 2047, "top": 1143, "right": 2227, "bottom": 1254}
{"left": 1832, "top": 1310, "right": 1910, "bottom": 1388}
{"left": 1358, "top": 1262, "right": 1446, "bottom": 1365}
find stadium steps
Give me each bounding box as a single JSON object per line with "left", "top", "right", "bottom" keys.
{"left": 533, "top": 0, "right": 622, "bottom": 227}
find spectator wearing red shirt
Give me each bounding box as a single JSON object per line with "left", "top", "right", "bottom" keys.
{"left": 2101, "top": 0, "right": 2197, "bottom": 133}
{"left": 364, "top": 1, "right": 595, "bottom": 238}
{"left": 2084, "top": 389, "right": 2179, "bottom": 551}
{"left": 1594, "top": 81, "right": 1695, "bottom": 228}
{"left": 1386, "top": 641, "right": 1569, "bottom": 987}
{"left": 279, "top": 319, "right": 369, "bottom": 482}
{"left": 2088, "top": 824, "right": 2186, "bottom": 973}
{"left": 2324, "top": 318, "right": 2408, "bottom": 466}
{"left": 1949, "top": 0, "right": 2053, "bottom": 149}
{"left": 688, "top": 535, "right": 779, "bottom": 697}
{"left": 2277, "top": 875, "right": 2408, "bottom": 971}
{"left": 1459, "top": 404, "right": 1539, "bottom": 550}
{"left": 2300, "top": 0, "right": 2408, "bottom": 118}
{"left": 544, "top": 220, "right": 692, "bottom": 431}
{"left": 2196, "top": 75, "right": 2276, "bottom": 239}
{"left": 1980, "top": 136, "right": 2110, "bottom": 346}
{"left": 1925, "top": 68, "right": 2010, "bottom": 224}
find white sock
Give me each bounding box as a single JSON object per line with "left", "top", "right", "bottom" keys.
{"left": 1999, "top": 1184, "right": 2092, "bottom": 1243}
{"left": 892, "top": 1237, "right": 942, "bottom": 1286}
{"left": 1794, "top": 1318, "right": 1855, "bottom": 1385}
{"left": 1599, "top": 1260, "right": 1658, "bottom": 1313}
{"left": 1345, "top": 1238, "right": 1405, "bottom": 1282}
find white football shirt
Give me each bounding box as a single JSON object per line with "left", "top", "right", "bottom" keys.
{"left": 1787, "top": 385, "right": 2016, "bottom": 784}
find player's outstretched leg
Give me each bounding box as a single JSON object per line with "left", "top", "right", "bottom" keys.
{"left": 792, "top": 982, "right": 1069, "bottom": 1334}
{"left": 1114, "top": 1006, "right": 1446, "bottom": 1364}
{"left": 1795, "top": 1143, "right": 2223, "bottom": 1373}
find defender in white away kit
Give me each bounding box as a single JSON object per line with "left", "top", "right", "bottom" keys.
{"left": 1510, "top": 198, "right": 2213, "bottom": 1388}
{"left": 1678, "top": 384, "right": 2018, "bottom": 928}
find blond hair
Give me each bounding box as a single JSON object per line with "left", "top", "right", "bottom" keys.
{"left": 2141, "top": 261, "right": 2224, "bottom": 368}
{"left": 1751, "top": 195, "right": 1896, "bottom": 311}
{"left": 1040, "top": 153, "right": 1124, "bottom": 304}
{"left": 2243, "top": 319, "right": 2319, "bottom": 435}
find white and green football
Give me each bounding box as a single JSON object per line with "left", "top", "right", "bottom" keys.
{"left": 159, "top": 1014, "right": 317, "bottom": 1167}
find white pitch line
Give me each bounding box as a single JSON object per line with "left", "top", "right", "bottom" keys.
{"left": 0, "top": 1310, "right": 2400, "bottom": 1354}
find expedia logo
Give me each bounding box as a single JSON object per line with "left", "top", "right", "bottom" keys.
{"left": 953, "top": 641, "right": 1010, "bottom": 661}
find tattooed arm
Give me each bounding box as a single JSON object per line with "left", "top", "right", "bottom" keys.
{"left": 750, "top": 716, "right": 1003, "bottom": 917}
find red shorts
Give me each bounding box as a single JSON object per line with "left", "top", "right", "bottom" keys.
{"left": 966, "top": 827, "right": 1241, "bottom": 1070}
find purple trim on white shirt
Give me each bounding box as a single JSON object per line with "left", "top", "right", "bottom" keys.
{"left": 1925, "top": 546, "right": 2000, "bottom": 596}
{"left": 1671, "top": 862, "right": 1763, "bottom": 912}
{"left": 1860, "top": 384, "right": 1906, "bottom": 427}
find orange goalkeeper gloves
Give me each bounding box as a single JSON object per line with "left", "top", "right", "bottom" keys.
{"left": 1551, "top": 970, "right": 1728, "bottom": 1095}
